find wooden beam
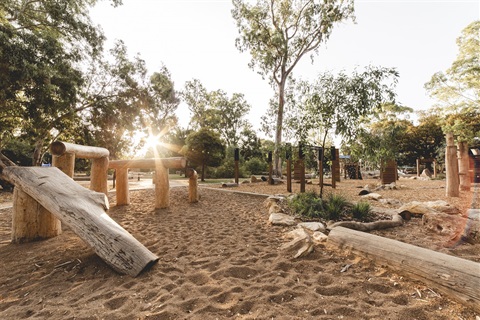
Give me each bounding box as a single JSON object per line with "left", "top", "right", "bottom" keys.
{"left": 186, "top": 169, "right": 198, "bottom": 203}
{"left": 108, "top": 157, "right": 186, "bottom": 170}
{"left": 328, "top": 227, "right": 480, "bottom": 312}
{"left": 3, "top": 166, "right": 158, "bottom": 277}
{"left": 50, "top": 141, "right": 109, "bottom": 159}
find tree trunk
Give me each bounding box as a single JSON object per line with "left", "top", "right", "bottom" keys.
{"left": 32, "top": 138, "right": 44, "bottom": 166}
{"left": 328, "top": 227, "right": 480, "bottom": 312}
{"left": 3, "top": 166, "right": 158, "bottom": 277}
{"left": 457, "top": 141, "right": 471, "bottom": 191}
{"left": 274, "top": 77, "right": 286, "bottom": 178}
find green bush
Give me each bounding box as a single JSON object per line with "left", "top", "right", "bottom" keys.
{"left": 351, "top": 201, "right": 371, "bottom": 221}
{"left": 323, "top": 193, "right": 348, "bottom": 220}
{"left": 287, "top": 191, "right": 324, "bottom": 219}
{"left": 244, "top": 157, "right": 268, "bottom": 175}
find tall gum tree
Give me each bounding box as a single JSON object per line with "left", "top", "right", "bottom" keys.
{"left": 232, "top": 0, "right": 355, "bottom": 175}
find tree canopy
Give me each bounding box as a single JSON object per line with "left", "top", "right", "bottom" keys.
{"left": 232, "top": 0, "right": 355, "bottom": 175}
{"left": 425, "top": 20, "right": 480, "bottom": 142}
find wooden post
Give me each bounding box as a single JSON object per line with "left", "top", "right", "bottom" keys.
{"left": 91, "top": 156, "right": 109, "bottom": 195}
{"left": 457, "top": 141, "right": 471, "bottom": 191}
{"left": 268, "top": 151, "right": 273, "bottom": 185}
{"left": 328, "top": 227, "right": 480, "bottom": 313}
{"left": 433, "top": 160, "right": 437, "bottom": 178}
{"left": 286, "top": 146, "right": 292, "bottom": 193}
{"left": 108, "top": 158, "right": 187, "bottom": 207}
{"left": 331, "top": 147, "right": 336, "bottom": 189}
{"left": 334, "top": 149, "right": 340, "bottom": 182}
{"left": 52, "top": 153, "right": 75, "bottom": 177}
{"left": 416, "top": 158, "right": 420, "bottom": 177}
{"left": 446, "top": 133, "right": 460, "bottom": 197}
{"left": 298, "top": 145, "right": 305, "bottom": 193}
{"left": 12, "top": 187, "right": 62, "bottom": 243}
{"left": 234, "top": 148, "right": 239, "bottom": 184}
{"left": 186, "top": 168, "right": 199, "bottom": 203}
{"left": 115, "top": 168, "right": 130, "bottom": 205}
{"left": 155, "top": 163, "right": 169, "bottom": 209}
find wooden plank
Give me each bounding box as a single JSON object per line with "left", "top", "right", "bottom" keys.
{"left": 328, "top": 227, "right": 480, "bottom": 312}
{"left": 3, "top": 166, "right": 158, "bottom": 277}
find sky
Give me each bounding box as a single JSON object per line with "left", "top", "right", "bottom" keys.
{"left": 89, "top": 0, "right": 480, "bottom": 135}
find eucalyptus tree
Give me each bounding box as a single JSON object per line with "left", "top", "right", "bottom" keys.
{"left": 425, "top": 20, "right": 480, "bottom": 142}
{"left": 232, "top": 0, "right": 355, "bottom": 175}
{"left": 182, "top": 79, "right": 210, "bottom": 130}
{"left": 286, "top": 66, "right": 399, "bottom": 150}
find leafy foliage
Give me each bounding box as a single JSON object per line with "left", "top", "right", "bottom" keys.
{"left": 351, "top": 202, "right": 371, "bottom": 221}
{"left": 288, "top": 192, "right": 324, "bottom": 219}
{"left": 184, "top": 129, "right": 226, "bottom": 181}
{"left": 425, "top": 21, "right": 480, "bottom": 143}
{"left": 232, "top": 0, "right": 355, "bottom": 174}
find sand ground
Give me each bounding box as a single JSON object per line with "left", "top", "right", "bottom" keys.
{"left": 0, "top": 177, "right": 478, "bottom": 319}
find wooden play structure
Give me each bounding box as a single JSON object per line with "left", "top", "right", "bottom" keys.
{"left": 2, "top": 166, "right": 158, "bottom": 277}
{"left": 50, "top": 141, "right": 109, "bottom": 195}
{"left": 328, "top": 227, "right": 480, "bottom": 312}
{"left": 0, "top": 141, "right": 200, "bottom": 276}
{"left": 108, "top": 157, "right": 194, "bottom": 208}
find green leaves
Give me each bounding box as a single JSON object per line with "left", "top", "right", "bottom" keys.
{"left": 425, "top": 21, "right": 480, "bottom": 143}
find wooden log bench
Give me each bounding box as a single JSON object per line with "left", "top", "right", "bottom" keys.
{"left": 2, "top": 166, "right": 158, "bottom": 277}
{"left": 328, "top": 227, "right": 480, "bottom": 312}
{"left": 108, "top": 158, "right": 196, "bottom": 208}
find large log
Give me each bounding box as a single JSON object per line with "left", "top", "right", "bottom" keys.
{"left": 3, "top": 166, "right": 158, "bottom": 277}
{"left": 108, "top": 157, "right": 186, "bottom": 170}
{"left": 445, "top": 133, "right": 460, "bottom": 197}
{"left": 50, "top": 141, "right": 109, "bottom": 159}
{"left": 328, "top": 227, "right": 480, "bottom": 312}
{"left": 12, "top": 187, "right": 62, "bottom": 243}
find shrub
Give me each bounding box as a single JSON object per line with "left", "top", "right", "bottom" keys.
{"left": 323, "top": 193, "right": 348, "bottom": 220}
{"left": 288, "top": 191, "right": 324, "bottom": 219}
{"left": 351, "top": 201, "right": 371, "bottom": 221}
{"left": 244, "top": 157, "right": 268, "bottom": 175}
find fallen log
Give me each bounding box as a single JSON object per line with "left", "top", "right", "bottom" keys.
{"left": 3, "top": 166, "right": 158, "bottom": 277}
{"left": 328, "top": 227, "right": 480, "bottom": 312}
{"left": 328, "top": 214, "right": 403, "bottom": 231}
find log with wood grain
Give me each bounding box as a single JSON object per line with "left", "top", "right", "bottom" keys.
{"left": 328, "top": 227, "right": 480, "bottom": 312}
{"left": 2, "top": 166, "right": 158, "bottom": 277}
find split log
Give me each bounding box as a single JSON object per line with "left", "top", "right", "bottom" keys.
{"left": 3, "top": 166, "right": 158, "bottom": 277}
{"left": 221, "top": 183, "right": 239, "bottom": 188}
{"left": 328, "top": 227, "right": 480, "bottom": 312}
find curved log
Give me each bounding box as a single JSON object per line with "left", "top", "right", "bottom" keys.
{"left": 328, "top": 214, "right": 403, "bottom": 232}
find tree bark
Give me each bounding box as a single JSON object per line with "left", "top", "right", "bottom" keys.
{"left": 3, "top": 166, "right": 158, "bottom": 277}
{"left": 12, "top": 187, "right": 62, "bottom": 243}
{"left": 274, "top": 76, "right": 286, "bottom": 177}
{"left": 457, "top": 141, "right": 471, "bottom": 191}
{"left": 445, "top": 133, "right": 459, "bottom": 197}
{"left": 328, "top": 227, "right": 480, "bottom": 312}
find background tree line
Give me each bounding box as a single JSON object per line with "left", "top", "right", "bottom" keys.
{"left": 1, "top": 0, "right": 478, "bottom": 183}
